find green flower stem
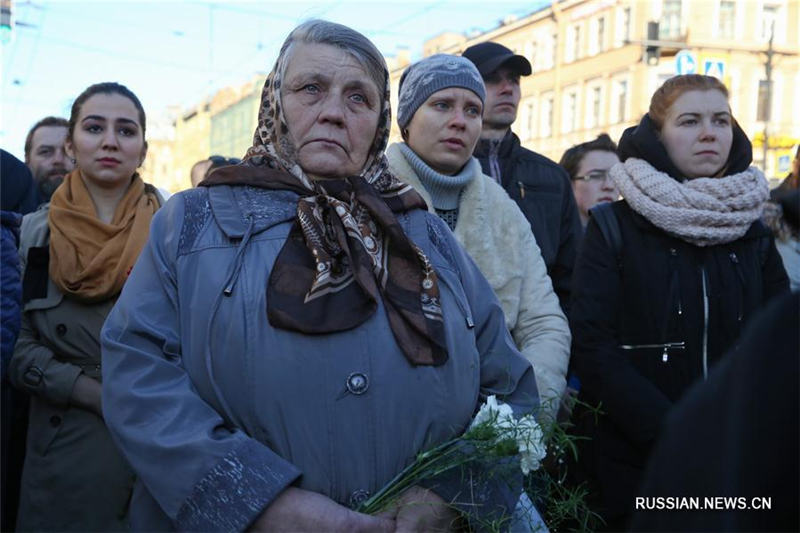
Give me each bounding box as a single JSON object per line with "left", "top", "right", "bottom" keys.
{"left": 358, "top": 425, "right": 509, "bottom": 515}
{"left": 358, "top": 438, "right": 470, "bottom": 514}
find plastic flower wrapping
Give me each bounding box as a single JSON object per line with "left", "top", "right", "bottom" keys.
{"left": 358, "top": 395, "right": 545, "bottom": 518}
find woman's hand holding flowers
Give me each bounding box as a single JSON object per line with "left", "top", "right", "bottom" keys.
{"left": 376, "top": 485, "right": 459, "bottom": 532}
{"left": 250, "top": 487, "right": 394, "bottom": 532}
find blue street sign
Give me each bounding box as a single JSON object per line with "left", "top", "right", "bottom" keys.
{"left": 778, "top": 155, "right": 790, "bottom": 173}
{"left": 703, "top": 59, "right": 725, "bottom": 80}
{"left": 675, "top": 50, "right": 697, "bottom": 75}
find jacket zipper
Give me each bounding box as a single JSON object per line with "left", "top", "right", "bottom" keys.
{"left": 701, "top": 266, "right": 709, "bottom": 379}
{"left": 729, "top": 252, "right": 745, "bottom": 322}
{"left": 620, "top": 341, "right": 685, "bottom": 363}
{"left": 436, "top": 275, "right": 475, "bottom": 329}
{"left": 517, "top": 181, "right": 526, "bottom": 199}
{"left": 669, "top": 248, "right": 682, "bottom": 315}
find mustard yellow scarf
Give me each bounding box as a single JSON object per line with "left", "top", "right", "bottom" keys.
{"left": 48, "top": 169, "right": 159, "bottom": 302}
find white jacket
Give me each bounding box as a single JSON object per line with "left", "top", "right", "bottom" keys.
{"left": 387, "top": 143, "right": 570, "bottom": 420}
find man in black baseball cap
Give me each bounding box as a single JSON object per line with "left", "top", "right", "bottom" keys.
{"left": 462, "top": 41, "right": 532, "bottom": 78}
{"left": 463, "top": 41, "right": 581, "bottom": 315}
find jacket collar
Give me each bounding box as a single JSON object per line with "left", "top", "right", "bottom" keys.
{"left": 473, "top": 129, "right": 518, "bottom": 159}
{"left": 386, "top": 143, "right": 487, "bottom": 237}
{"left": 207, "top": 184, "right": 298, "bottom": 239}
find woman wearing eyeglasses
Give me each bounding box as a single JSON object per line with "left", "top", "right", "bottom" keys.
{"left": 559, "top": 134, "right": 620, "bottom": 230}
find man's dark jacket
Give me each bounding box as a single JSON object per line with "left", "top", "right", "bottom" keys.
{"left": 473, "top": 131, "right": 581, "bottom": 314}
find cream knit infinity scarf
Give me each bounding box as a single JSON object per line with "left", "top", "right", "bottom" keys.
{"left": 611, "top": 158, "right": 769, "bottom": 246}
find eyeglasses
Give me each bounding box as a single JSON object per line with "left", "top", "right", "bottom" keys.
{"left": 572, "top": 170, "right": 611, "bottom": 182}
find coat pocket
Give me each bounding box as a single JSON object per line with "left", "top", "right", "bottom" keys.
{"left": 620, "top": 342, "right": 685, "bottom": 363}
{"left": 27, "top": 402, "right": 67, "bottom": 457}
{"left": 620, "top": 342, "right": 685, "bottom": 398}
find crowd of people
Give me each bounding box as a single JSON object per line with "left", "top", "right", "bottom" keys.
{"left": 1, "top": 19, "right": 797, "bottom": 533}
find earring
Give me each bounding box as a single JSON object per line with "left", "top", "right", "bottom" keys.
{"left": 70, "top": 158, "right": 76, "bottom": 165}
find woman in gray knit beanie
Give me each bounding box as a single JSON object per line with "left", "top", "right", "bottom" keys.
{"left": 387, "top": 54, "right": 570, "bottom": 533}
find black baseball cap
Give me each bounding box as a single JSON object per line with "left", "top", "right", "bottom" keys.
{"left": 462, "top": 42, "right": 532, "bottom": 78}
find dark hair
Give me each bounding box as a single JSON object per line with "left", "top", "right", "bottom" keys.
{"left": 68, "top": 82, "right": 147, "bottom": 142}
{"left": 649, "top": 74, "right": 729, "bottom": 130}
{"left": 208, "top": 155, "right": 241, "bottom": 167}
{"left": 207, "top": 155, "right": 242, "bottom": 175}
{"left": 24, "top": 116, "right": 69, "bottom": 162}
{"left": 559, "top": 134, "right": 618, "bottom": 180}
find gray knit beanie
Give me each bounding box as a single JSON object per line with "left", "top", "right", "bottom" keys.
{"left": 397, "top": 54, "right": 486, "bottom": 129}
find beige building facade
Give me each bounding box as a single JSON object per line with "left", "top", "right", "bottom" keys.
{"left": 388, "top": 0, "right": 800, "bottom": 178}
{"left": 138, "top": 106, "right": 184, "bottom": 193}
{"left": 209, "top": 75, "right": 263, "bottom": 161}
{"left": 172, "top": 100, "right": 212, "bottom": 191}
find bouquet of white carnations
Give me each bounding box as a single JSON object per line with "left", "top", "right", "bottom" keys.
{"left": 357, "top": 395, "right": 546, "bottom": 517}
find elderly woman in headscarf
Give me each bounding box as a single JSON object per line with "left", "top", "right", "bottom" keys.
{"left": 100, "top": 20, "right": 538, "bottom": 532}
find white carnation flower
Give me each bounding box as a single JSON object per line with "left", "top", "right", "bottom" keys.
{"left": 516, "top": 414, "right": 546, "bottom": 475}
{"left": 469, "top": 396, "right": 545, "bottom": 475}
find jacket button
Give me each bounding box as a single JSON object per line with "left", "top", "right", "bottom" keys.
{"left": 49, "top": 415, "right": 61, "bottom": 427}
{"left": 346, "top": 373, "right": 369, "bottom": 395}
{"left": 22, "top": 366, "right": 44, "bottom": 386}
{"left": 349, "top": 489, "right": 370, "bottom": 508}
{"left": 56, "top": 324, "right": 67, "bottom": 336}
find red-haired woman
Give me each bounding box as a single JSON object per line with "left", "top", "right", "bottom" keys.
{"left": 569, "top": 74, "right": 789, "bottom": 529}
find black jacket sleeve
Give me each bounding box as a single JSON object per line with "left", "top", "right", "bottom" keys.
{"left": 761, "top": 233, "right": 790, "bottom": 302}
{"left": 551, "top": 169, "right": 582, "bottom": 316}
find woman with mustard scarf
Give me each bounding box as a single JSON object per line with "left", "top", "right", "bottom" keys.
{"left": 9, "top": 82, "right": 161, "bottom": 530}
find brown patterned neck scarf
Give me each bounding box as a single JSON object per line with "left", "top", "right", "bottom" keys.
{"left": 204, "top": 43, "right": 447, "bottom": 366}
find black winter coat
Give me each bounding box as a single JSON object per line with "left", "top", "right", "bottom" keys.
{"left": 474, "top": 132, "right": 582, "bottom": 314}
{"left": 570, "top": 201, "right": 789, "bottom": 523}
{"left": 632, "top": 291, "right": 799, "bottom": 532}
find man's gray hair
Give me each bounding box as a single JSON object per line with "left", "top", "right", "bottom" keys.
{"left": 279, "top": 20, "right": 386, "bottom": 99}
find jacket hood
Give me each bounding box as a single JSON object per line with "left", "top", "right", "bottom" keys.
{"left": 618, "top": 113, "right": 753, "bottom": 181}
{"left": 206, "top": 181, "right": 299, "bottom": 239}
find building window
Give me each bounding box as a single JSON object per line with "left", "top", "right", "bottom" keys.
{"left": 718, "top": 1, "right": 735, "bottom": 39}
{"left": 761, "top": 3, "right": 779, "bottom": 40}
{"left": 660, "top": 0, "right": 682, "bottom": 39}
{"left": 538, "top": 32, "right": 556, "bottom": 70}
{"left": 589, "top": 17, "right": 606, "bottom": 55}
{"left": 757, "top": 79, "right": 772, "bottom": 121}
{"left": 616, "top": 7, "right": 632, "bottom": 46}
{"left": 566, "top": 24, "right": 581, "bottom": 62}
{"left": 524, "top": 41, "right": 536, "bottom": 67}
{"left": 541, "top": 96, "right": 554, "bottom": 138}
{"left": 615, "top": 80, "right": 628, "bottom": 123}
{"left": 590, "top": 86, "right": 602, "bottom": 128}
{"left": 597, "top": 17, "right": 606, "bottom": 52}
{"left": 525, "top": 101, "right": 536, "bottom": 140}
{"left": 563, "top": 91, "right": 578, "bottom": 133}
